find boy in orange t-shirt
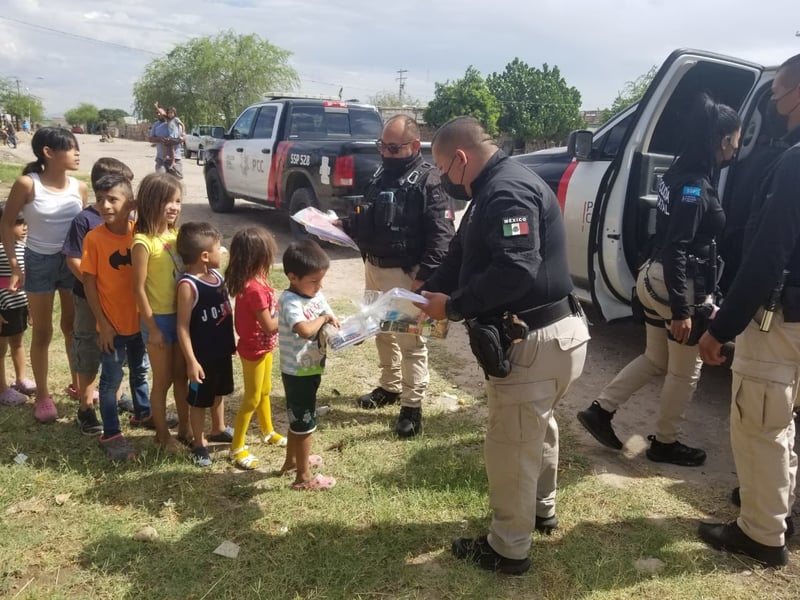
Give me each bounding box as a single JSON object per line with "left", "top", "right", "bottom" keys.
{"left": 82, "top": 174, "right": 152, "bottom": 461}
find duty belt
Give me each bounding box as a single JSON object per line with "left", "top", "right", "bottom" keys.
{"left": 517, "top": 295, "right": 579, "bottom": 330}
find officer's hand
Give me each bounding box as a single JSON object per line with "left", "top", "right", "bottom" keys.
{"left": 698, "top": 331, "right": 726, "bottom": 366}
{"left": 670, "top": 318, "right": 692, "bottom": 344}
{"left": 416, "top": 291, "right": 448, "bottom": 320}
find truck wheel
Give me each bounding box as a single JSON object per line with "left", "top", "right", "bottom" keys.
{"left": 206, "top": 169, "right": 235, "bottom": 213}
{"left": 196, "top": 145, "right": 204, "bottom": 166}
{"left": 288, "top": 187, "right": 317, "bottom": 239}
{"left": 184, "top": 143, "right": 192, "bottom": 159}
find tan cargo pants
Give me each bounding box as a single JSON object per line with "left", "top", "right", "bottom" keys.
{"left": 364, "top": 261, "right": 428, "bottom": 408}
{"left": 731, "top": 311, "right": 800, "bottom": 546}
{"left": 485, "top": 313, "right": 590, "bottom": 560}
{"left": 598, "top": 261, "right": 703, "bottom": 443}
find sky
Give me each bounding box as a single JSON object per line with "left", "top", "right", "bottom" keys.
{"left": 1, "top": 0, "right": 799, "bottom": 119}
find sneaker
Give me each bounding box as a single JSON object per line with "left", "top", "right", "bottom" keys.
{"left": 645, "top": 435, "right": 706, "bottom": 466}
{"left": 357, "top": 387, "right": 400, "bottom": 409}
{"left": 191, "top": 446, "right": 213, "bottom": 468}
{"left": 116, "top": 393, "right": 135, "bottom": 414}
{"left": 535, "top": 514, "right": 559, "bottom": 535}
{"left": 76, "top": 407, "right": 103, "bottom": 436}
{"left": 33, "top": 396, "right": 58, "bottom": 423}
{"left": 698, "top": 520, "right": 788, "bottom": 567}
{"left": 130, "top": 412, "right": 179, "bottom": 430}
{"left": 12, "top": 378, "right": 36, "bottom": 396}
{"left": 0, "top": 387, "right": 27, "bottom": 406}
{"left": 730, "top": 487, "right": 795, "bottom": 538}
{"left": 99, "top": 433, "right": 137, "bottom": 461}
{"left": 451, "top": 535, "right": 530, "bottom": 575}
{"left": 576, "top": 401, "right": 623, "bottom": 450}
{"left": 395, "top": 406, "right": 422, "bottom": 438}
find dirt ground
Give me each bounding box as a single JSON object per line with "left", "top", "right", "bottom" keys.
{"left": 4, "top": 133, "right": 789, "bottom": 511}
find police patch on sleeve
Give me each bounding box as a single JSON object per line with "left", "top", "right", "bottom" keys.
{"left": 502, "top": 216, "right": 529, "bottom": 237}
{"left": 681, "top": 186, "right": 702, "bottom": 204}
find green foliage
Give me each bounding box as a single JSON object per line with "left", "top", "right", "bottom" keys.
{"left": 487, "top": 58, "right": 583, "bottom": 144}
{"left": 64, "top": 103, "right": 99, "bottom": 128}
{"left": 97, "top": 108, "right": 129, "bottom": 123}
{"left": 599, "top": 65, "right": 658, "bottom": 123}
{"left": 368, "top": 90, "right": 421, "bottom": 107}
{"left": 132, "top": 30, "right": 298, "bottom": 128}
{"left": 0, "top": 78, "right": 45, "bottom": 124}
{"left": 423, "top": 66, "right": 500, "bottom": 136}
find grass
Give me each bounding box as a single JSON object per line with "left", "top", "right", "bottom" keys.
{"left": 1, "top": 236, "right": 799, "bottom": 599}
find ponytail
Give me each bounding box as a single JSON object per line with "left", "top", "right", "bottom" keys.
{"left": 24, "top": 127, "right": 79, "bottom": 176}
{"left": 22, "top": 158, "right": 45, "bottom": 175}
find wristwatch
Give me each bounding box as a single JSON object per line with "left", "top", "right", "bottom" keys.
{"left": 444, "top": 297, "right": 464, "bottom": 322}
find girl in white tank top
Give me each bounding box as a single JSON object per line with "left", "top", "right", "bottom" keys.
{"left": 0, "top": 127, "right": 87, "bottom": 424}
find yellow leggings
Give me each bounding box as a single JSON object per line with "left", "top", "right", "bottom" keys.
{"left": 231, "top": 352, "right": 277, "bottom": 453}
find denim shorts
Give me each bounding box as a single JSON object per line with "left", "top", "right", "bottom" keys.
{"left": 140, "top": 313, "right": 178, "bottom": 345}
{"left": 72, "top": 295, "right": 101, "bottom": 375}
{"left": 24, "top": 248, "right": 76, "bottom": 293}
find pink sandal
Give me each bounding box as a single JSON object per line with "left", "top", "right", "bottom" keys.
{"left": 291, "top": 473, "right": 336, "bottom": 491}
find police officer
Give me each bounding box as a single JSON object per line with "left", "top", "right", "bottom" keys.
{"left": 418, "top": 116, "right": 589, "bottom": 574}
{"left": 698, "top": 53, "right": 800, "bottom": 568}
{"left": 344, "top": 115, "right": 455, "bottom": 438}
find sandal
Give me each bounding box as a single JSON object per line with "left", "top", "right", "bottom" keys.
{"left": 263, "top": 431, "right": 287, "bottom": 447}
{"left": 230, "top": 447, "right": 259, "bottom": 470}
{"left": 0, "top": 387, "right": 28, "bottom": 407}
{"left": 291, "top": 473, "right": 336, "bottom": 491}
{"left": 207, "top": 426, "right": 234, "bottom": 443}
{"left": 12, "top": 378, "right": 36, "bottom": 396}
{"left": 191, "top": 446, "right": 213, "bottom": 468}
{"left": 279, "top": 454, "right": 323, "bottom": 475}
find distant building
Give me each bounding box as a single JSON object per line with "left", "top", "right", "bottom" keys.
{"left": 581, "top": 110, "right": 604, "bottom": 127}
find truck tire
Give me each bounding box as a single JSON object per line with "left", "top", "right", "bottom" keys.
{"left": 288, "top": 187, "right": 317, "bottom": 239}
{"left": 184, "top": 143, "right": 192, "bottom": 159}
{"left": 206, "top": 169, "right": 235, "bottom": 213}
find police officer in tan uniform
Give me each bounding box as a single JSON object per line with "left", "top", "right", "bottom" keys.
{"left": 698, "top": 53, "right": 800, "bottom": 568}
{"left": 419, "top": 116, "right": 589, "bottom": 574}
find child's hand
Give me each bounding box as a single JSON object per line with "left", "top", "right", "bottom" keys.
{"left": 8, "top": 267, "right": 24, "bottom": 292}
{"left": 188, "top": 361, "right": 205, "bottom": 385}
{"left": 148, "top": 328, "right": 165, "bottom": 349}
{"left": 0, "top": 313, "right": 7, "bottom": 326}
{"left": 98, "top": 322, "right": 117, "bottom": 354}
{"left": 325, "top": 314, "right": 340, "bottom": 328}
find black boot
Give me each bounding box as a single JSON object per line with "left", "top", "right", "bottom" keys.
{"left": 534, "top": 514, "right": 558, "bottom": 535}
{"left": 395, "top": 406, "right": 422, "bottom": 438}
{"left": 698, "top": 520, "right": 788, "bottom": 567}
{"left": 577, "top": 401, "right": 623, "bottom": 450}
{"left": 645, "top": 435, "right": 706, "bottom": 467}
{"left": 730, "top": 486, "right": 795, "bottom": 538}
{"left": 357, "top": 387, "right": 400, "bottom": 409}
{"left": 451, "top": 535, "right": 531, "bottom": 575}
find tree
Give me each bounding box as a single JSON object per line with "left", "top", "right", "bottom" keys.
{"left": 368, "top": 90, "right": 420, "bottom": 107}
{"left": 486, "top": 58, "right": 583, "bottom": 145}
{"left": 423, "top": 66, "right": 500, "bottom": 136}
{"left": 97, "top": 108, "right": 129, "bottom": 123}
{"left": 132, "top": 30, "right": 298, "bottom": 128}
{"left": 64, "top": 103, "right": 99, "bottom": 129}
{"left": 599, "top": 66, "right": 658, "bottom": 123}
{"left": 0, "top": 77, "right": 45, "bottom": 124}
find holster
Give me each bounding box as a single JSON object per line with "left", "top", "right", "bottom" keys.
{"left": 631, "top": 287, "right": 646, "bottom": 325}
{"left": 465, "top": 313, "right": 529, "bottom": 379}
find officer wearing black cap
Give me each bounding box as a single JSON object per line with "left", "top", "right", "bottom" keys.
{"left": 698, "top": 53, "right": 800, "bottom": 568}
{"left": 418, "top": 116, "right": 589, "bottom": 574}
{"left": 343, "top": 115, "right": 455, "bottom": 438}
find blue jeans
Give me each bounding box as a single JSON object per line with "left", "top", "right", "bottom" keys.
{"left": 99, "top": 332, "right": 151, "bottom": 437}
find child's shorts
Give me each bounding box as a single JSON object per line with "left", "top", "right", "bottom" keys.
{"left": 281, "top": 373, "right": 321, "bottom": 434}
{"left": 141, "top": 313, "right": 178, "bottom": 345}
{"left": 0, "top": 305, "right": 28, "bottom": 337}
{"left": 23, "top": 248, "right": 76, "bottom": 293}
{"left": 72, "top": 295, "right": 101, "bottom": 375}
{"left": 186, "top": 356, "right": 234, "bottom": 408}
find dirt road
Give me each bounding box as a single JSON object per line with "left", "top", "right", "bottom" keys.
{"left": 4, "top": 133, "right": 755, "bottom": 498}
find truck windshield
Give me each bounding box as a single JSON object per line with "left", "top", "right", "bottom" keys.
{"left": 287, "top": 106, "right": 382, "bottom": 139}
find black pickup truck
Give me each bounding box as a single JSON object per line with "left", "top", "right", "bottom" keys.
{"left": 203, "top": 97, "right": 384, "bottom": 224}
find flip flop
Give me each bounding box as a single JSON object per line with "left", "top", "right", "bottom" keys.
{"left": 291, "top": 473, "right": 336, "bottom": 491}
{"left": 278, "top": 454, "right": 323, "bottom": 475}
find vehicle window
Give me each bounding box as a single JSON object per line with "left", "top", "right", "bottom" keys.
{"left": 252, "top": 106, "right": 278, "bottom": 139}
{"left": 349, "top": 108, "right": 383, "bottom": 138}
{"left": 210, "top": 126, "right": 225, "bottom": 139}
{"left": 287, "top": 105, "right": 383, "bottom": 139}
{"left": 648, "top": 62, "right": 756, "bottom": 155}
{"left": 288, "top": 107, "right": 325, "bottom": 138}
{"left": 231, "top": 107, "right": 258, "bottom": 139}
{"left": 594, "top": 113, "right": 634, "bottom": 159}
{"left": 326, "top": 112, "right": 350, "bottom": 135}
{"left": 199, "top": 126, "right": 209, "bottom": 136}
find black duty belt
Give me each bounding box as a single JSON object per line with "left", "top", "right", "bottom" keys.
{"left": 366, "top": 254, "right": 415, "bottom": 269}
{"left": 517, "top": 296, "right": 579, "bottom": 330}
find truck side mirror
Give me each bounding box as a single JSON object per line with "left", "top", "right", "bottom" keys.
{"left": 568, "top": 130, "right": 594, "bottom": 161}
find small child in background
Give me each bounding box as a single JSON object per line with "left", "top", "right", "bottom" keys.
{"left": 278, "top": 239, "right": 338, "bottom": 490}
{"left": 224, "top": 226, "right": 284, "bottom": 470}
{"left": 0, "top": 203, "right": 32, "bottom": 407}
{"left": 176, "top": 222, "right": 236, "bottom": 467}
{"left": 81, "top": 174, "right": 152, "bottom": 460}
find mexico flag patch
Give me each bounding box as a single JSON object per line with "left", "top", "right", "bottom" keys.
{"left": 502, "top": 216, "right": 529, "bottom": 237}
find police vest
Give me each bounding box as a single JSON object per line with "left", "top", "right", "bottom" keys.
{"left": 352, "top": 162, "right": 433, "bottom": 265}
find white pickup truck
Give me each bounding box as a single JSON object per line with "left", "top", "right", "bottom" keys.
{"left": 183, "top": 125, "right": 225, "bottom": 161}
{"left": 514, "top": 48, "right": 781, "bottom": 322}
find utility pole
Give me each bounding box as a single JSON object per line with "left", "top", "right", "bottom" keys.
{"left": 396, "top": 69, "right": 408, "bottom": 105}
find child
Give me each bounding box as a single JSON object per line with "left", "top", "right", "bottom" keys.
{"left": 132, "top": 173, "right": 188, "bottom": 453}
{"left": 278, "top": 239, "right": 338, "bottom": 490}
{"left": 62, "top": 158, "right": 136, "bottom": 435}
{"left": 0, "top": 204, "right": 32, "bottom": 407}
{"left": 0, "top": 127, "right": 85, "bottom": 423}
{"left": 224, "top": 226, "right": 285, "bottom": 470}
{"left": 81, "top": 174, "right": 152, "bottom": 460}
{"left": 176, "top": 222, "right": 236, "bottom": 467}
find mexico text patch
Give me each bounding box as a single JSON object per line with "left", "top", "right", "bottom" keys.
{"left": 502, "top": 216, "right": 529, "bottom": 237}
{"left": 681, "top": 186, "right": 702, "bottom": 204}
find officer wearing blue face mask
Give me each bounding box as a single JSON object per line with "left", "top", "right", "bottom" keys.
{"left": 341, "top": 115, "right": 455, "bottom": 438}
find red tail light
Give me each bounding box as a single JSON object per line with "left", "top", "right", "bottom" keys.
{"left": 333, "top": 155, "right": 354, "bottom": 187}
